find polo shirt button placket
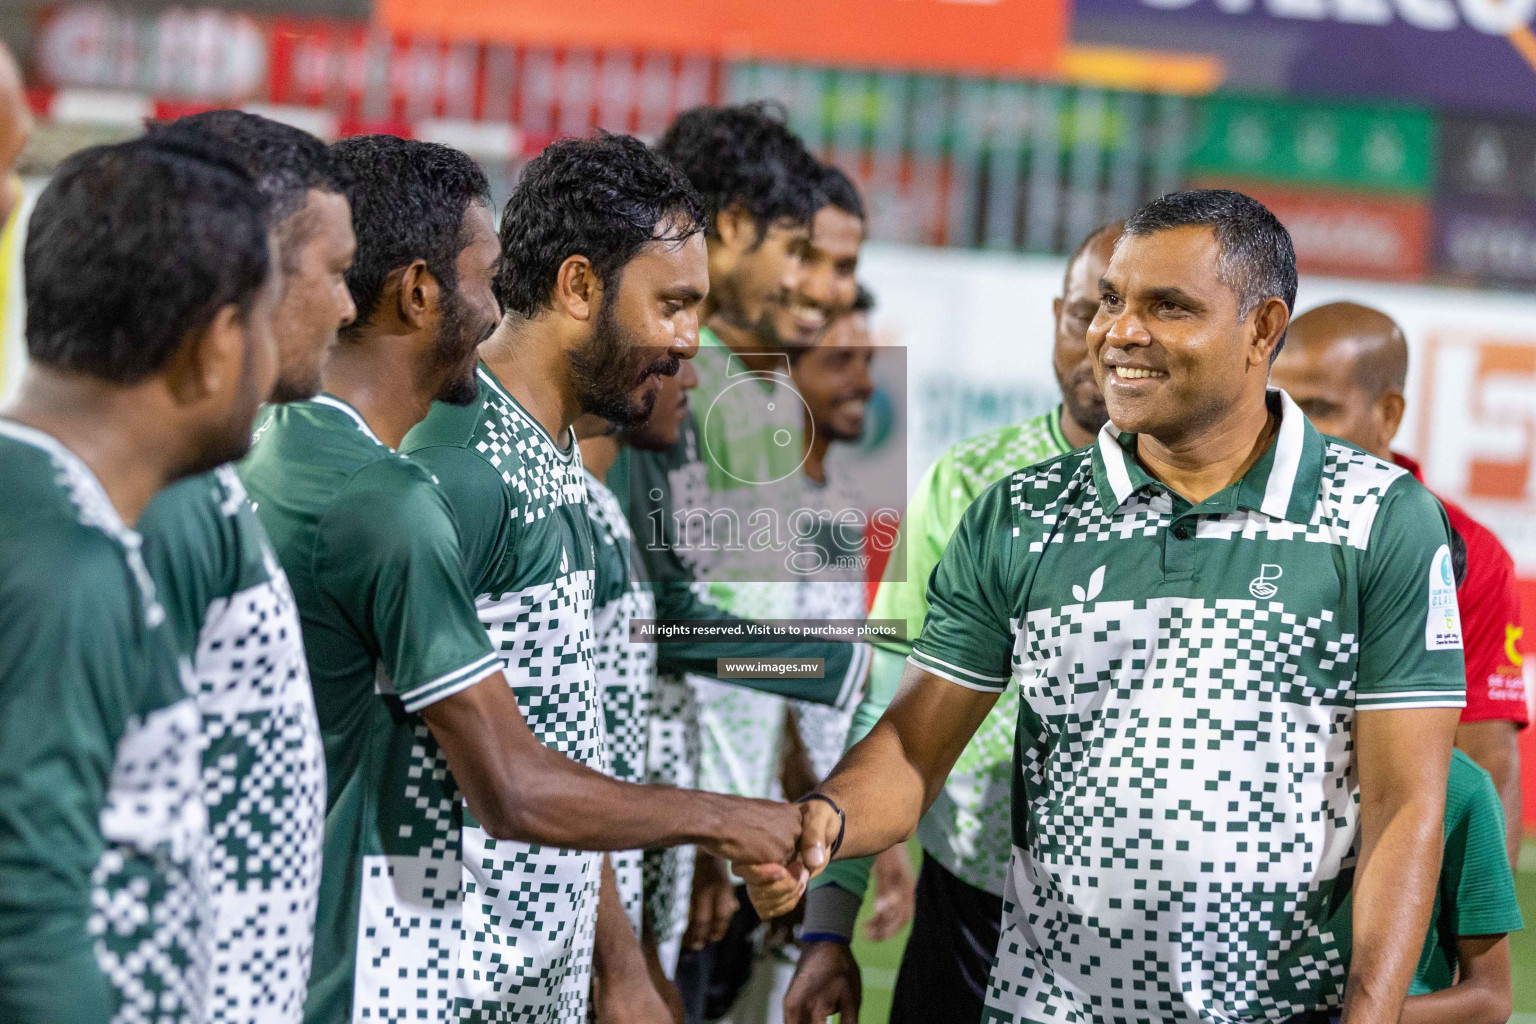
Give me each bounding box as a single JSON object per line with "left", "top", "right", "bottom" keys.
{"left": 1165, "top": 516, "right": 1197, "bottom": 579}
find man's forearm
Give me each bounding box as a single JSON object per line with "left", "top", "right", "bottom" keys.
{"left": 1340, "top": 794, "right": 1447, "bottom": 1024}
{"left": 816, "top": 664, "right": 1000, "bottom": 862}
{"left": 1455, "top": 719, "right": 1522, "bottom": 865}
{"left": 422, "top": 684, "right": 795, "bottom": 861}
{"left": 593, "top": 856, "right": 646, "bottom": 985}
{"left": 811, "top": 647, "right": 907, "bottom": 901}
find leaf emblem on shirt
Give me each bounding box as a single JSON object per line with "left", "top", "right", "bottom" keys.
{"left": 1072, "top": 565, "right": 1106, "bottom": 603}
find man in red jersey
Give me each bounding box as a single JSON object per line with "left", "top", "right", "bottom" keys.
{"left": 1273, "top": 301, "right": 1527, "bottom": 864}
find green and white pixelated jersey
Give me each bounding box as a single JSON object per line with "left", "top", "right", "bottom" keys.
{"left": 404, "top": 364, "right": 604, "bottom": 1024}
{"left": 912, "top": 390, "right": 1467, "bottom": 1023}
{"left": 875, "top": 408, "right": 1070, "bottom": 895}
{"left": 140, "top": 466, "right": 326, "bottom": 1024}
{"left": 241, "top": 396, "right": 500, "bottom": 1024}
{"left": 585, "top": 470, "right": 656, "bottom": 935}
{"left": 0, "top": 422, "right": 208, "bottom": 1024}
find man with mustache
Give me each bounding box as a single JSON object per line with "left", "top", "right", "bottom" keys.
{"left": 403, "top": 133, "right": 807, "bottom": 1023}
{"left": 786, "top": 222, "right": 1121, "bottom": 1024}
{"left": 747, "top": 190, "right": 1467, "bottom": 1024}
{"left": 137, "top": 110, "right": 356, "bottom": 1024}
{"left": 609, "top": 110, "right": 869, "bottom": 1007}
{"left": 0, "top": 132, "right": 282, "bottom": 1023}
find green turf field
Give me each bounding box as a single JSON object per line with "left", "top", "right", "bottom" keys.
{"left": 843, "top": 841, "right": 1536, "bottom": 1023}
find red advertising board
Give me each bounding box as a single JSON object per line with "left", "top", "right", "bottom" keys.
{"left": 1192, "top": 178, "right": 1431, "bottom": 282}
{"left": 377, "top": 0, "right": 1068, "bottom": 77}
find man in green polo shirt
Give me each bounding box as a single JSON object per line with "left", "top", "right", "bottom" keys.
{"left": 746, "top": 189, "right": 1467, "bottom": 1024}
{"left": 788, "top": 220, "right": 1122, "bottom": 1024}
{"left": 1, "top": 135, "right": 282, "bottom": 1023}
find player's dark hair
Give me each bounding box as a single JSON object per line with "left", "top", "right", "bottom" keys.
{"left": 154, "top": 109, "right": 350, "bottom": 229}
{"left": 25, "top": 132, "right": 273, "bottom": 384}
{"left": 852, "top": 283, "right": 875, "bottom": 313}
{"left": 656, "top": 102, "right": 821, "bottom": 239}
{"left": 817, "top": 163, "right": 865, "bottom": 222}
{"left": 1123, "top": 190, "right": 1297, "bottom": 360}
{"left": 329, "top": 135, "right": 491, "bottom": 336}
{"left": 496, "top": 132, "right": 705, "bottom": 318}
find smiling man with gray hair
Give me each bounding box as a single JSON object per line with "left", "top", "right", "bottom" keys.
{"left": 742, "top": 189, "right": 1466, "bottom": 1024}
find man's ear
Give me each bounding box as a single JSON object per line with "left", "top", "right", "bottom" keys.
{"left": 715, "top": 202, "right": 757, "bottom": 254}
{"left": 554, "top": 254, "right": 601, "bottom": 323}
{"left": 394, "top": 259, "right": 439, "bottom": 331}
{"left": 165, "top": 303, "right": 245, "bottom": 405}
{"left": 1249, "top": 297, "right": 1291, "bottom": 369}
{"left": 1376, "top": 390, "right": 1407, "bottom": 450}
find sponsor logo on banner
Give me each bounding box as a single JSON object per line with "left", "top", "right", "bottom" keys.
{"left": 1434, "top": 196, "right": 1536, "bottom": 285}
{"left": 1191, "top": 178, "right": 1431, "bottom": 280}
{"left": 1414, "top": 332, "right": 1536, "bottom": 574}
{"left": 1426, "top": 544, "right": 1464, "bottom": 650}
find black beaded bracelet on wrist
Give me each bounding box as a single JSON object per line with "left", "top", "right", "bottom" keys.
{"left": 794, "top": 792, "right": 846, "bottom": 859}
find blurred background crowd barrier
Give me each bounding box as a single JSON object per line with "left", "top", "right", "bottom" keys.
{"left": 3, "top": 0, "right": 1536, "bottom": 828}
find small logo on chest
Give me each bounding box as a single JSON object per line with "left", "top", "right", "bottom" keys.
{"left": 1072, "top": 565, "right": 1106, "bottom": 603}
{"left": 1249, "top": 563, "right": 1284, "bottom": 599}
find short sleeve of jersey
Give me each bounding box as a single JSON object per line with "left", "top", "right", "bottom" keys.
{"left": 1442, "top": 754, "right": 1524, "bottom": 938}
{"left": 313, "top": 458, "right": 497, "bottom": 713}
{"left": 1452, "top": 516, "right": 1528, "bottom": 726}
{"left": 138, "top": 471, "right": 236, "bottom": 658}
{"left": 869, "top": 457, "right": 951, "bottom": 657}
{"left": 908, "top": 477, "right": 1017, "bottom": 691}
{"left": 1355, "top": 479, "right": 1467, "bottom": 711}
{"left": 405, "top": 444, "right": 514, "bottom": 597}
{"left": 0, "top": 534, "right": 153, "bottom": 1016}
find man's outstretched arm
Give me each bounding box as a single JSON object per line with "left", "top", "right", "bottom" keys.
{"left": 421, "top": 671, "right": 800, "bottom": 865}
{"left": 735, "top": 662, "right": 1000, "bottom": 917}
{"left": 1340, "top": 706, "right": 1461, "bottom": 1024}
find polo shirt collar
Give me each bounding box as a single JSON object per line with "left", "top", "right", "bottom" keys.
{"left": 1092, "top": 387, "right": 1324, "bottom": 523}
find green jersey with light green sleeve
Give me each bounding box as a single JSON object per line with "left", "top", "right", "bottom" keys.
{"left": 913, "top": 389, "right": 1466, "bottom": 1022}
{"left": 812, "top": 408, "right": 1071, "bottom": 910}
{"left": 239, "top": 395, "right": 500, "bottom": 1024}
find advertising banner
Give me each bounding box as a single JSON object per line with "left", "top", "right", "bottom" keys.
{"left": 1072, "top": 0, "right": 1536, "bottom": 117}
{"left": 377, "top": 0, "right": 1069, "bottom": 77}
{"left": 1187, "top": 94, "right": 1435, "bottom": 194}
{"left": 1434, "top": 195, "right": 1536, "bottom": 286}
{"left": 1192, "top": 178, "right": 1432, "bottom": 280}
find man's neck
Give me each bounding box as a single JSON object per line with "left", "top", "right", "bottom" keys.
{"left": 1136, "top": 392, "right": 1278, "bottom": 506}
{"left": 1058, "top": 406, "right": 1097, "bottom": 450}
{"left": 479, "top": 316, "right": 580, "bottom": 448}
{"left": 706, "top": 313, "right": 786, "bottom": 376}
{"left": 321, "top": 334, "right": 434, "bottom": 450}
{"left": 802, "top": 426, "right": 831, "bottom": 485}
{"left": 578, "top": 433, "right": 621, "bottom": 483}
{"left": 4, "top": 369, "right": 184, "bottom": 526}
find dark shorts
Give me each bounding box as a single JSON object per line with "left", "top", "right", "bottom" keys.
{"left": 890, "top": 853, "right": 1005, "bottom": 1024}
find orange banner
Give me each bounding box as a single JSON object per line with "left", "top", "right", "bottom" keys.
{"left": 377, "top": 0, "right": 1068, "bottom": 77}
